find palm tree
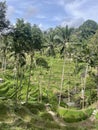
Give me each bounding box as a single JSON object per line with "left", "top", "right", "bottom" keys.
{"left": 25, "top": 24, "right": 43, "bottom": 103}
{"left": 43, "top": 28, "right": 56, "bottom": 57}
{"left": 55, "top": 25, "right": 73, "bottom": 106}
{"left": 11, "top": 19, "right": 30, "bottom": 102}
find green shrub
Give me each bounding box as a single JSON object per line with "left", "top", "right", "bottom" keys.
{"left": 49, "top": 95, "right": 58, "bottom": 111}
{"left": 60, "top": 101, "right": 68, "bottom": 108}
{"left": 57, "top": 107, "right": 93, "bottom": 123}
{"left": 40, "top": 112, "right": 54, "bottom": 121}
{"left": 23, "top": 103, "right": 45, "bottom": 114}
{"left": 0, "top": 123, "right": 11, "bottom": 130}
{"left": 44, "top": 121, "right": 61, "bottom": 129}
{"left": 14, "top": 106, "right": 31, "bottom": 120}
{"left": 0, "top": 104, "right": 8, "bottom": 121}
{"left": 0, "top": 101, "right": 13, "bottom": 121}
{"left": 42, "top": 96, "right": 49, "bottom": 103}
{"left": 36, "top": 57, "right": 49, "bottom": 69}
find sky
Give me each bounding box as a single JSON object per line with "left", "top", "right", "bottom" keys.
{"left": 1, "top": 0, "right": 98, "bottom": 29}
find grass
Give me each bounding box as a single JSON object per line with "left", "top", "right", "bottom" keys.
{"left": 0, "top": 100, "right": 66, "bottom": 130}
{"left": 57, "top": 107, "right": 93, "bottom": 123}
{"left": 0, "top": 55, "right": 97, "bottom": 129}
{"left": 0, "top": 99, "right": 96, "bottom": 130}
{"left": 0, "top": 56, "right": 81, "bottom": 103}
{"left": 39, "top": 112, "right": 54, "bottom": 121}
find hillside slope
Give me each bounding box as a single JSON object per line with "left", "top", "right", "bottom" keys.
{"left": 0, "top": 100, "right": 97, "bottom": 130}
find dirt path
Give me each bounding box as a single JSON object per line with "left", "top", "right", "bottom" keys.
{"left": 89, "top": 109, "right": 98, "bottom": 122}
{"left": 45, "top": 104, "right": 97, "bottom": 129}
{"left": 47, "top": 110, "right": 66, "bottom": 126}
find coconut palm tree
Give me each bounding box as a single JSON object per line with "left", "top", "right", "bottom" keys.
{"left": 54, "top": 25, "right": 73, "bottom": 106}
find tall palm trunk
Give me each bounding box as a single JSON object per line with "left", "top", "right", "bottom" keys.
{"left": 1, "top": 43, "right": 8, "bottom": 73}
{"left": 26, "top": 52, "right": 34, "bottom": 103}
{"left": 82, "top": 64, "right": 88, "bottom": 109}
{"left": 96, "top": 66, "right": 98, "bottom": 103}
{"left": 38, "top": 72, "right": 42, "bottom": 103}
{"left": 2, "top": 56, "right": 4, "bottom": 70}
{"left": 19, "top": 68, "right": 24, "bottom": 100}
{"left": 74, "top": 59, "right": 78, "bottom": 94}
{"left": 4, "top": 56, "right": 7, "bottom": 71}
{"left": 58, "top": 43, "right": 66, "bottom": 106}
{"left": 47, "top": 59, "right": 52, "bottom": 101}
{"left": 2, "top": 51, "right": 6, "bottom": 72}
{"left": 15, "top": 54, "right": 20, "bottom": 103}
{"left": 84, "top": 64, "right": 88, "bottom": 90}
{"left": 68, "top": 74, "right": 70, "bottom": 102}
{"left": 4, "top": 50, "right": 7, "bottom": 72}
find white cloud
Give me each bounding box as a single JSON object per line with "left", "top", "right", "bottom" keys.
{"left": 38, "top": 23, "right": 45, "bottom": 30}
{"left": 38, "top": 23, "right": 43, "bottom": 28}
{"left": 57, "top": 0, "right": 86, "bottom": 17}
{"left": 57, "top": 0, "right": 98, "bottom": 27}
{"left": 79, "top": 4, "right": 98, "bottom": 22}
{"left": 61, "top": 17, "right": 84, "bottom": 27}
{"left": 58, "top": 0, "right": 76, "bottom": 6}
{"left": 52, "top": 16, "right": 62, "bottom": 22}
{"left": 5, "top": 0, "right": 98, "bottom": 28}
{"left": 23, "top": 6, "right": 38, "bottom": 19}
{"left": 7, "top": 5, "right": 15, "bottom": 18}
{"left": 36, "top": 15, "right": 46, "bottom": 19}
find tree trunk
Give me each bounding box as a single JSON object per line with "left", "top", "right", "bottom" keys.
{"left": 2, "top": 49, "right": 7, "bottom": 73}
{"left": 26, "top": 52, "right": 34, "bottom": 103}
{"left": 47, "top": 59, "right": 52, "bottom": 101}
{"left": 37, "top": 66, "right": 43, "bottom": 103}
{"left": 4, "top": 56, "right": 7, "bottom": 71}
{"left": 15, "top": 54, "right": 20, "bottom": 103}
{"left": 39, "top": 76, "right": 42, "bottom": 103}
{"left": 96, "top": 66, "right": 98, "bottom": 108}
{"left": 19, "top": 68, "right": 24, "bottom": 100}
{"left": 58, "top": 43, "right": 66, "bottom": 106}
{"left": 82, "top": 64, "right": 88, "bottom": 109}
{"left": 84, "top": 64, "right": 88, "bottom": 90}
{"left": 68, "top": 85, "right": 70, "bottom": 102}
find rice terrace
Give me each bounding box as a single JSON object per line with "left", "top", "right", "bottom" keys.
{"left": 0, "top": 0, "right": 98, "bottom": 130}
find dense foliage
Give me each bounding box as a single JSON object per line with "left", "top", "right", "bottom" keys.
{"left": 0, "top": 1, "right": 98, "bottom": 129}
